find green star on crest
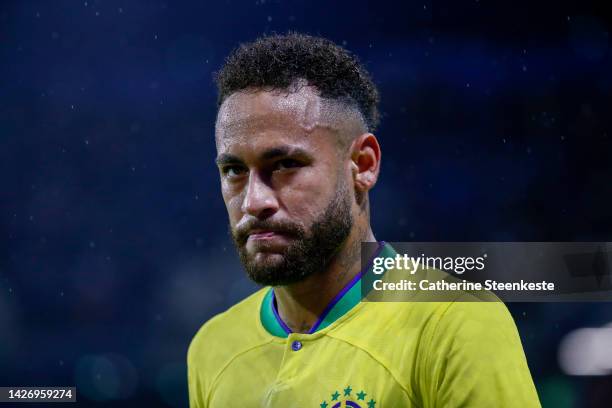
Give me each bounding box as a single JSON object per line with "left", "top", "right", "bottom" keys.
{"left": 367, "top": 398, "right": 376, "bottom": 408}
{"left": 331, "top": 391, "right": 340, "bottom": 401}
{"left": 343, "top": 386, "right": 352, "bottom": 397}
{"left": 320, "top": 401, "right": 328, "bottom": 408}
{"left": 356, "top": 390, "right": 367, "bottom": 400}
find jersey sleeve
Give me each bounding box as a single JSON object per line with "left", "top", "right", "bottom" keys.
{"left": 419, "top": 300, "right": 541, "bottom": 408}
{"left": 187, "top": 335, "right": 208, "bottom": 408}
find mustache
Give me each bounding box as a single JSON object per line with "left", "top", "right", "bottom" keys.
{"left": 232, "top": 219, "right": 305, "bottom": 246}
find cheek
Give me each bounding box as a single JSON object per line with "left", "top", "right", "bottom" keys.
{"left": 221, "top": 186, "right": 244, "bottom": 223}
{"left": 278, "top": 171, "right": 335, "bottom": 217}
{"left": 281, "top": 189, "right": 314, "bottom": 218}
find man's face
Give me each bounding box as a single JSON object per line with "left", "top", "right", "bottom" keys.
{"left": 215, "top": 86, "right": 354, "bottom": 286}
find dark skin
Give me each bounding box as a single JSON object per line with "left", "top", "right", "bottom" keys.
{"left": 215, "top": 85, "right": 382, "bottom": 333}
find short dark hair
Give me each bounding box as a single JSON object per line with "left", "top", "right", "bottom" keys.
{"left": 215, "top": 32, "right": 380, "bottom": 132}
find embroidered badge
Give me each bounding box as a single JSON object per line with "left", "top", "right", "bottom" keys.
{"left": 319, "top": 385, "right": 376, "bottom": 407}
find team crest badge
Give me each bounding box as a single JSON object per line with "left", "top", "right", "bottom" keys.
{"left": 319, "top": 385, "right": 376, "bottom": 407}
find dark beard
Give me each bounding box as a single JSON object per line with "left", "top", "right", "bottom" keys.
{"left": 231, "top": 181, "right": 353, "bottom": 286}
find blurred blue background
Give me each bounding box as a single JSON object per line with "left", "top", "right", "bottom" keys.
{"left": 1, "top": 0, "right": 611, "bottom": 406}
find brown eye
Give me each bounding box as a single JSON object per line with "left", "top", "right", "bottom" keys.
{"left": 223, "top": 165, "right": 247, "bottom": 178}
{"left": 275, "top": 159, "right": 302, "bottom": 171}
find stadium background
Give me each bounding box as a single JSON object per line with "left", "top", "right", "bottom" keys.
{"left": 1, "top": 0, "right": 611, "bottom": 406}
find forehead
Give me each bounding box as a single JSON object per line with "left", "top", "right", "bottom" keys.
{"left": 217, "top": 85, "right": 321, "bottom": 129}
{"left": 215, "top": 86, "right": 348, "bottom": 154}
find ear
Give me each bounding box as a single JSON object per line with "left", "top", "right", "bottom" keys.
{"left": 350, "top": 133, "right": 381, "bottom": 193}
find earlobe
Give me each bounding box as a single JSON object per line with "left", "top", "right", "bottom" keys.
{"left": 354, "top": 171, "right": 372, "bottom": 192}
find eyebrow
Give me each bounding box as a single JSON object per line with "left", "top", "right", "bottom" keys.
{"left": 215, "top": 153, "right": 242, "bottom": 167}
{"left": 215, "top": 146, "right": 313, "bottom": 167}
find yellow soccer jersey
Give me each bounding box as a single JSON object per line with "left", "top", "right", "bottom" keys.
{"left": 187, "top": 242, "right": 541, "bottom": 407}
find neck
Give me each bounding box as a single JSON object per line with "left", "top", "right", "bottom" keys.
{"left": 273, "top": 223, "right": 377, "bottom": 334}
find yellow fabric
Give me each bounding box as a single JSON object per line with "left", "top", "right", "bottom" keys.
{"left": 187, "top": 286, "right": 541, "bottom": 407}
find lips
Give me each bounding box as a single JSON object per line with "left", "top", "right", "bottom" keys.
{"left": 248, "top": 230, "right": 282, "bottom": 240}
{"left": 236, "top": 223, "right": 302, "bottom": 247}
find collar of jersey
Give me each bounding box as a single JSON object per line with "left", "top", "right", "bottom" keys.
{"left": 260, "top": 241, "right": 396, "bottom": 338}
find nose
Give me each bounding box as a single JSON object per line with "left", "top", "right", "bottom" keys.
{"left": 241, "top": 171, "right": 279, "bottom": 218}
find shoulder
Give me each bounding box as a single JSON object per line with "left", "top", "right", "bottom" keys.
{"left": 369, "top": 297, "right": 537, "bottom": 406}
{"left": 338, "top": 293, "right": 522, "bottom": 373}
{"left": 187, "top": 287, "right": 271, "bottom": 375}
{"left": 429, "top": 294, "right": 519, "bottom": 344}
{"left": 187, "top": 288, "right": 273, "bottom": 407}
{"left": 419, "top": 298, "right": 540, "bottom": 406}
{"left": 423, "top": 296, "right": 529, "bottom": 378}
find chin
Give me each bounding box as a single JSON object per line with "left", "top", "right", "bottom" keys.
{"left": 244, "top": 258, "right": 310, "bottom": 287}
{"left": 250, "top": 251, "right": 286, "bottom": 264}
{"left": 242, "top": 253, "right": 283, "bottom": 277}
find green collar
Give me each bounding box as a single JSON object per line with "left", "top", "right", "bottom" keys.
{"left": 260, "top": 241, "right": 396, "bottom": 338}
